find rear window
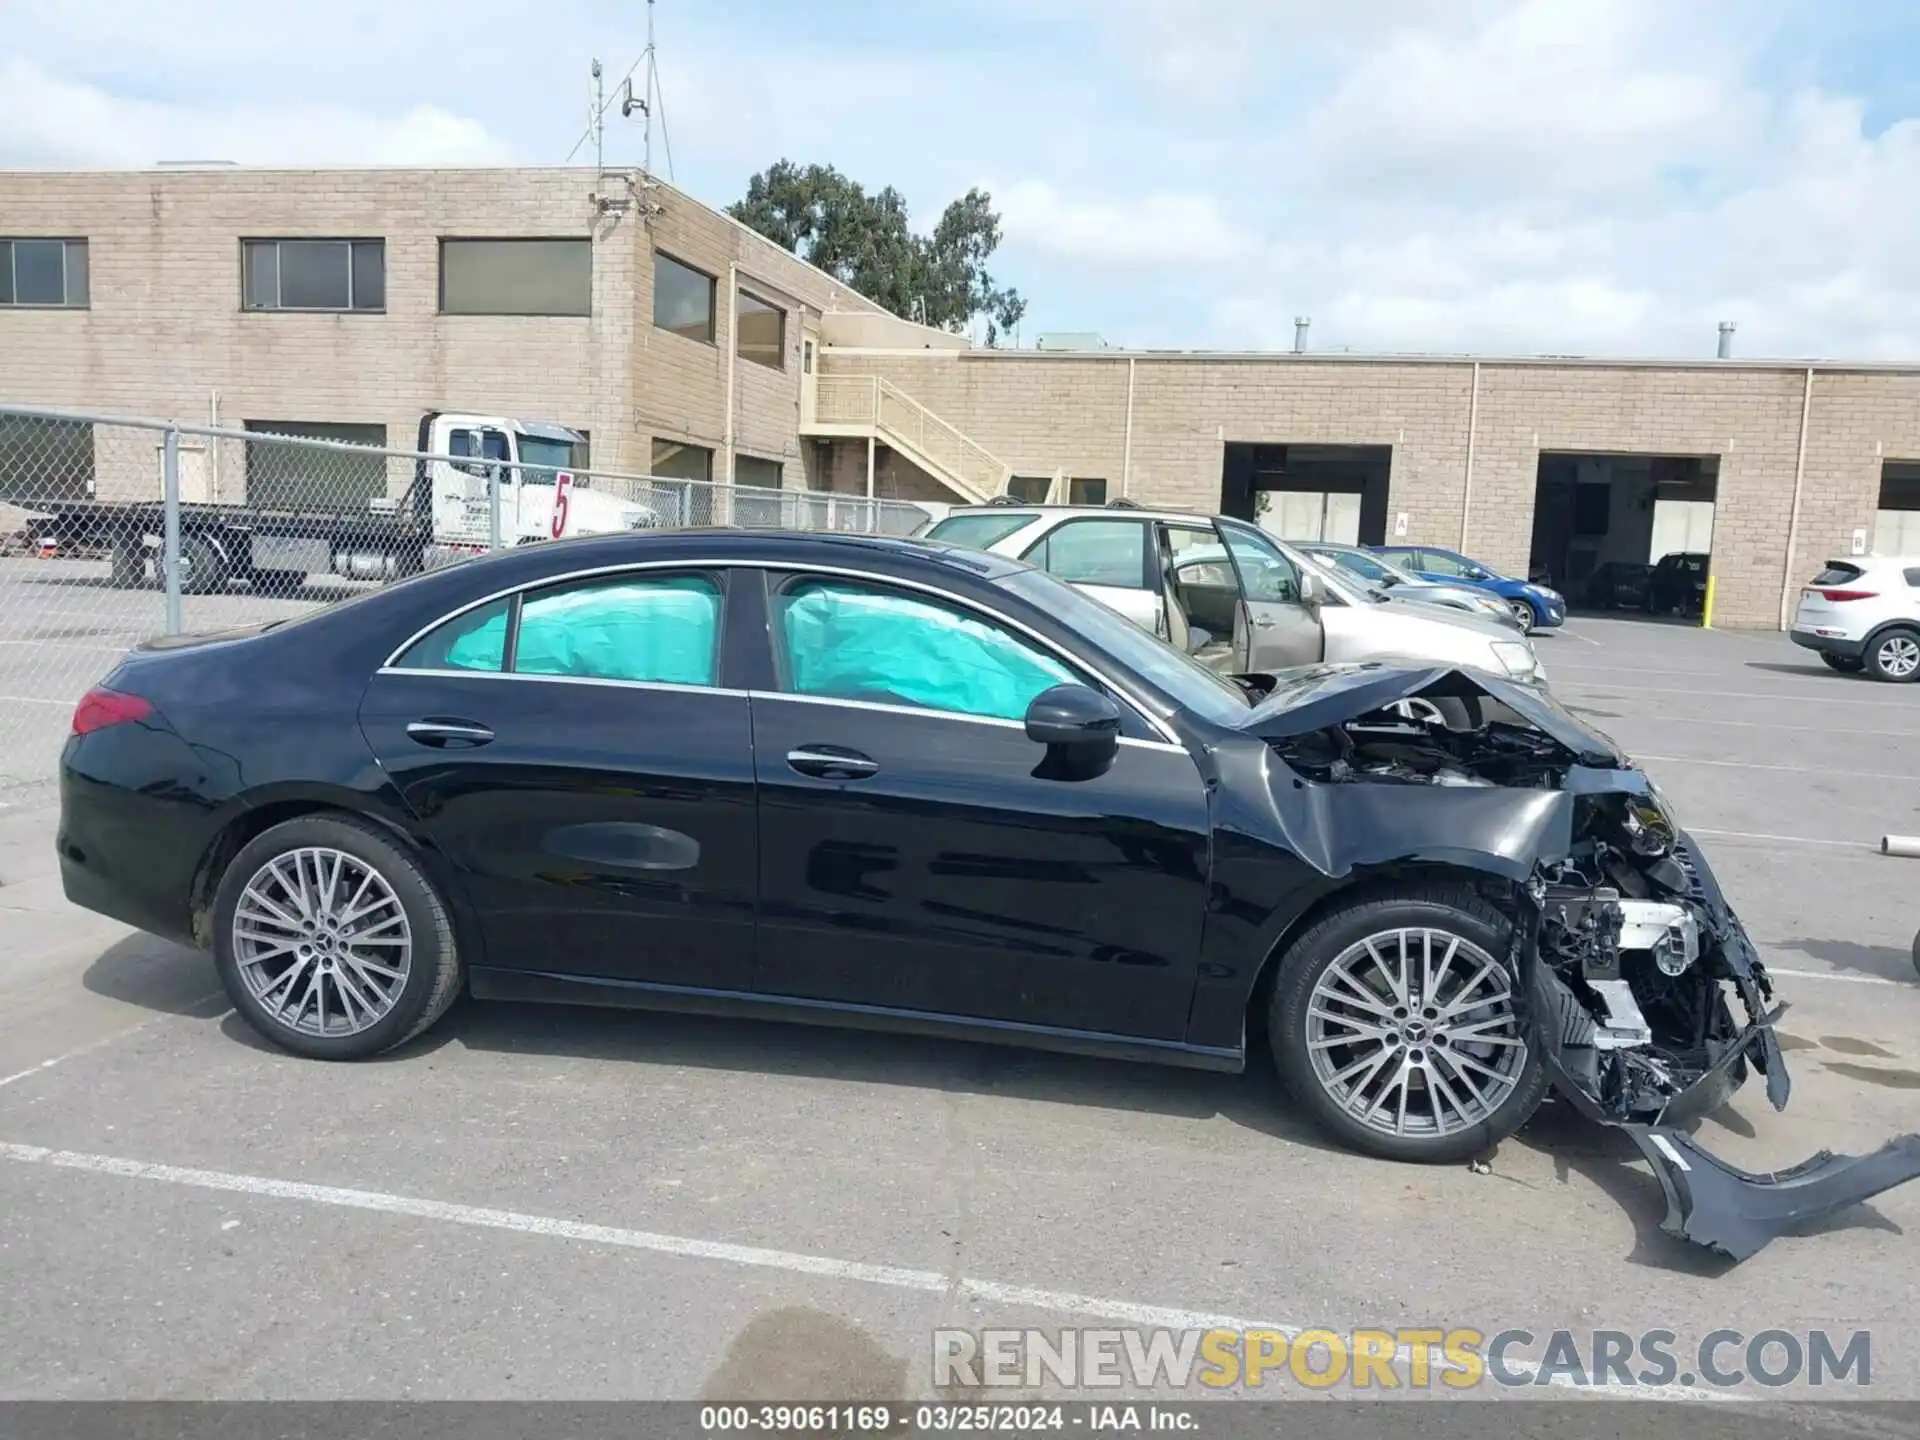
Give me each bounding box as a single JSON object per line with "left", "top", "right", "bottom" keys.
{"left": 1812, "top": 562, "right": 1863, "bottom": 586}
{"left": 925, "top": 512, "right": 1038, "bottom": 551}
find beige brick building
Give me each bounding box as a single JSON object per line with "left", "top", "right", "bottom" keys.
{"left": 4, "top": 164, "right": 1919, "bottom": 628}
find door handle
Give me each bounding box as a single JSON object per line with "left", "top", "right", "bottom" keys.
{"left": 787, "top": 746, "right": 879, "bottom": 780}
{"left": 406, "top": 718, "right": 495, "bottom": 748}
{"left": 1253, "top": 614, "right": 1275, "bottom": 628}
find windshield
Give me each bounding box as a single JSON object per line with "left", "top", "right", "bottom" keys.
{"left": 518, "top": 436, "right": 578, "bottom": 476}
{"left": 926, "top": 512, "right": 1039, "bottom": 550}
{"left": 993, "top": 567, "right": 1251, "bottom": 724}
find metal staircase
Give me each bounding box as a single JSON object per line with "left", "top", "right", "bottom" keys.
{"left": 803, "top": 374, "right": 1009, "bottom": 503}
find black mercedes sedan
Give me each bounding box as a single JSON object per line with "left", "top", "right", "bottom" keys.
{"left": 56, "top": 529, "right": 1920, "bottom": 1251}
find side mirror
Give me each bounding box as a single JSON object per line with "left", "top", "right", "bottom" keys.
{"left": 1025, "top": 683, "right": 1121, "bottom": 756}
{"left": 1298, "top": 570, "right": 1322, "bottom": 608}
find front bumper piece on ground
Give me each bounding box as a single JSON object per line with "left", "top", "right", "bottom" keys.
{"left": 1629, "top": 1128, "right": 1920, "bottom": 1262}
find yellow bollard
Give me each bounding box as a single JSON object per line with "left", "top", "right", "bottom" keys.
{"left": 1701, "top": 574, "right": 1716, "bottom": 629}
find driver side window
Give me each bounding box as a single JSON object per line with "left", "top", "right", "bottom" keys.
{"left": 773, "top": 578, "right": 1078, "bottom": 722}
{"left": 1215, "top": 524, "right": 1302, "bottom": 604}
{"left": 1418, "top": 549, "right": 1467, "bottom": 577}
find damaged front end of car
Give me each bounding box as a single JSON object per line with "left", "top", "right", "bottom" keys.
{"left": 1254, "top": 663, "right": 1920, "bottom": 1261}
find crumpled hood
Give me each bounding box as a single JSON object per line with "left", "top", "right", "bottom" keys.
{"left": 1239, "top": 662, "right": 1625, "bottom": 767}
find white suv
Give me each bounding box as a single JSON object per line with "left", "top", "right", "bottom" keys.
{"left": 924, "top": 504, "right": 1544, "bottom": 684}
{"left": 1791, "top": 555, "right": 1920, "bottom": 682}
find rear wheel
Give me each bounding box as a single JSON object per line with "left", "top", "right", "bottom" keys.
{"left": 1269, "top": 886, "right": 1548, "bottom": 1163}
{"left": 153, "top": 534, "right": 231, "bottom": 595}
{"left": 1819, "top": 652, "right": 1866, "bottom": 674}
{"left": 212, "top": 814, "right": 463, "bottom": 1059}
{"left": 1865, "top": 628, "right": 1920, "bottom": 684}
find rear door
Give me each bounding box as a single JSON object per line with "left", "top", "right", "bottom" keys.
{"left": 358, "top": 567, "right": 758, "bottom": 991}
{"left": 1020, "top": 516, "right": 1164, "bottom": 635}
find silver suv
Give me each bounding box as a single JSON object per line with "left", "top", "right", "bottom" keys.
{"left": 924, "top": 504, "right": 1544, "bottom": 684}
{"left": 1791, "top": 555, "right": 1920, "bottom": 681}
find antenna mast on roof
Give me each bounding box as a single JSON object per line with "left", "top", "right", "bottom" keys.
{"left": 568, "top": 0, "right": 672, "bottom": 184}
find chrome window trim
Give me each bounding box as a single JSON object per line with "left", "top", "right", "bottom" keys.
{"left": 373, "top": 666, "right": 746, "bottom": 699}
{"left": 752, "top": 689, "right": 1181, "bottom": 752}
{"left": 381, "top": 556, "right": 1184, "bottom": 745}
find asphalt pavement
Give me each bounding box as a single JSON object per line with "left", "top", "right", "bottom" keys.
{"left": 1, "top": 595, "right": 1918, "bottom": 1409}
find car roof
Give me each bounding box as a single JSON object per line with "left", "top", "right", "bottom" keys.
{"left": 944, "top": 503, "right": 1211, "bottom": 525}
{"left": 456, "top": 527, "right": 1037, "bottom": 583}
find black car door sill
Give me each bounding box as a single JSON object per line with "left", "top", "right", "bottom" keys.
{"left": 467, "top": 967, "right": 1244, "bottom": 1072}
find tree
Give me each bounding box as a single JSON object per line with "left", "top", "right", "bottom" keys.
{"left": 727, "top": 161, "right": 1027, "bottom": 346}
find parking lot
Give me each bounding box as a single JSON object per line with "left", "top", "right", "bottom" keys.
{"left": 2, "top": 568, "right": 1919, "bottom": 1405}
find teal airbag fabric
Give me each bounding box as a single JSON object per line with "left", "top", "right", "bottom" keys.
{"left": 779, "top": 581, "right": 1072, "bottom": 720}
{"left": 515, "top": 576, "right": 719, "bottom": 684}
{"left": 442, "top": 606, "right": 507, "bottom": 671}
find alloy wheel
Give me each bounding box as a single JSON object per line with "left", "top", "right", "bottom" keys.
{"left": 1507, "top": 599, "right": 1535, "bottom": 629}
{"left": 1877, "top": 634, "right": 1920, "bottom": 680}
{"left": 232, "top": 847, "right": 413, "bottom": 1037}
{"left": 1304, "top": 927, "right": 1527, "bottom": 1140}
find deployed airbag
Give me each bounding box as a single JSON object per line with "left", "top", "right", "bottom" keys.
{"left": 509, "top": 576, "right": 720, "bottom": 685}
{"left": 777, "top": 579, "right": 1074, "bottom": 720}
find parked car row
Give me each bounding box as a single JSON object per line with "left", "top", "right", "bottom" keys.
{"left": 921, "top": 506, "right": 1544, "bottom": 686}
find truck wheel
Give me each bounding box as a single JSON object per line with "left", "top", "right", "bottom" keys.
{"left": 1269, "top": 884, "right": 1549, "bottom": 1163}
{"left": 109, "top": 544, "right": 145, "bottom": 589}
{"left": 154, "top": 535, "right": 231, "bottom": 595}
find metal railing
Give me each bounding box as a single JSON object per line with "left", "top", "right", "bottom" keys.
{"left": 809, "top": 373, "right": 1011, "bottom": 500}
{"left": 0, "top": 401, "right": 935, "bottom": 795}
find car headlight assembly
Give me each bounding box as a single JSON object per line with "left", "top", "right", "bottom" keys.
{"left": 1620, "top": 779, "right": 1679, "bottom": 857}
{"left": 1490, "top": 640, "right": 1536, "bottom": 678}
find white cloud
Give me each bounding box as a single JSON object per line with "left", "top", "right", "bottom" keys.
{"left": 996, "top": 179, "right": 1256, "bottom": 266}
{"left": 0, "top": 58, "right": 515, "bottom": 168}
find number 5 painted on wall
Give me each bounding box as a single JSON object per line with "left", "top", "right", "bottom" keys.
{"left": 551, "top": 471, "right": 574, "bottom": 539}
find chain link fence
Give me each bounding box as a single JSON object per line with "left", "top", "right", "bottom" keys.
{"left": 0, "top": 402, "right": 937, "bottom": 798}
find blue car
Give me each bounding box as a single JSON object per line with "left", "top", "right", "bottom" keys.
{"left": 1371, "top": 546, "right": 1566, "bottom": 632}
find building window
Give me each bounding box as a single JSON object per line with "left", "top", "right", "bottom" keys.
{"left": 735, "top": 454, "right": 783, "bottom": 489}
{"left": 440, "top": 239, "right": 592, "bottom": 316}
{"left": 242, "top": 240, "right": 384, "bottom": 312}
{"left": 1006, "top": 475, "right": 1052, "bottom": 503}
{"left": 651, "top": 439, "right": 713, "bottom": 483}
{"left": 735, "top": 288, "right": 784, "bottom": 369}
{"left": 243, "top": 420, "right": 388, "bottom": 510}
{"left": 1069, "top": 476, "right": 1108, "bottom": 505}
{"left": 1, "top": 239, "right": 89, "bottom": 308}
{"left": 653, "top": 252, "right": 715, "bottom": 342}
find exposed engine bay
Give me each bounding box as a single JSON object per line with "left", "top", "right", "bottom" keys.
{"left": 1254, "top": 663, "right": 1920, "bottom": 1261}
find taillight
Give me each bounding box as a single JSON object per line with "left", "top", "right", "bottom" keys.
{"left": 1814, "top": 588, "right": 1877, "bottom": 602}
{"left": 71, "top": 687, "right": 154, "bottom": 736}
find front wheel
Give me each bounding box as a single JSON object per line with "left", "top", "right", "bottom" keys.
{"left": 1506, "top": 599, "right": 1535, "bottom": 632}
{"left": 1865, "top": 629, "right": 1920, "bottom": 684}
{"left": 1269, "top": 886, "right": 1548, "bottom": 1163}
{"left": 1819, "top": 652, "right": 1866, "bottom": 674}
{"left": 212, "top": 813, "right": 463, "bottom": 1059}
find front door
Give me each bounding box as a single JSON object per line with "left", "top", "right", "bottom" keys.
{"left": 357, "top": 568, "right": 758, "bottom": 991}
{"left": 1215, "top": 520, "right": 1324, "bottom": 671}
{"left": 749, "top": 572, "right": 1212, "bottom": 1041}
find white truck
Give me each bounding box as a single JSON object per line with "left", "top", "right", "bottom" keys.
{"left": 22, "top": 410, "right": 664, "bottom": 593}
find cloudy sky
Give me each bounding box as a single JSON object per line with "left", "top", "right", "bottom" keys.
{"left": 5, "top": 0, "right": 1918, "bottom": 359}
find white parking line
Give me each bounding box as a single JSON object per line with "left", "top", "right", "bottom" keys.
{"left": 1635, "top": 754, "right": 1920, "bottom": 782}
{"left": 1769, "top": 968, "right": 1913, "bottom": 988}
{"left": 1613, "top": 716, "right": 1920, "bottom": 739}
{"left": 1689, "top": 827, "right": 1870, "bottom": 850}
{"left": 0, "top": 1138, "right": 1733, "bottom": 1401}
{"left": 0, "top": 695, "right": 76, "bottom": 707}
{"left": 1555, "top": 683, "right": 1920, "bottom": 708}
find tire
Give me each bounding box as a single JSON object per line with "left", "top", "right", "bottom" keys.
{"left": 1819, "top": 652, "right": 1866, "bottom": 674}
{"left": 109, "top": 544, "right": 145, "bottom": 589}
{"left": 1269, "top": 885, "right": 1549, "bottom": 1163}
{"left": 211, "top": 813, "right": 463, "bottom": 1060}
{"left": 154, "top": 534, "right": 230, "bottom": 595}
{"left": 1864, "top": 628, "right": 1920, "bottom": 684}
{"left": 1506, "top": 599, "right": 1535, "bottom": 632}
